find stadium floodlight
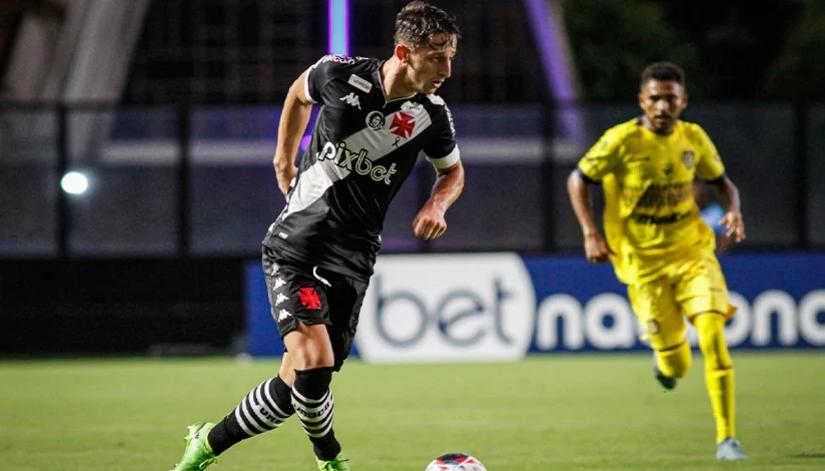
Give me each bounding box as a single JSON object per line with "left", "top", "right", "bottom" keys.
{"left": 60, "top": 171, "right": 90, "bottom": 195}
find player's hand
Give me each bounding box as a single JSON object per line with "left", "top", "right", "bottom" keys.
{"left": 583, "top": 232, "right": 614, "bottom": 263}
{"left": 277, "top": 166, "right": 297, "bottom": 198}
{"left": 412, "top": 201, "right": 447, "bottom": 240}
{"left": 720, "top": 210, "right": 746, "bottom": 243}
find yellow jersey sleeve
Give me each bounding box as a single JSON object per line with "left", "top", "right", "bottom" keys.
{"left": 690, "top": 124, "right": 726, "bottom": 181}
{"left": 577, "top": 124, "right": 625, "bottom": 181}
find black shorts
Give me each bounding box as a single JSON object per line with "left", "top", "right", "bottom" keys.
{"left": 262, "top": 246, "right": 369, "bottom": 370}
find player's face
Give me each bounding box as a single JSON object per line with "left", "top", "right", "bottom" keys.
{"left": 638, "top": 79, "right": 688, "bottom": 135}
{"left": 406, "top": 33, "right": 457, "bottom": 94}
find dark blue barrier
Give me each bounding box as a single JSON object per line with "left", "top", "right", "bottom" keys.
{"left": 245, "top": 252, "right": 825, "bottom": 359}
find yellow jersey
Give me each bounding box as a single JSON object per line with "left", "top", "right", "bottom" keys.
{"left": 577, "top": 118, "right": 726, "bottom": 284}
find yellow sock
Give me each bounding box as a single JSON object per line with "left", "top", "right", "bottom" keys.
{"left": 655, "top": 340, "right": 691, "bottom": 378}
{"left": 695, "top": 313, "right": 735, "bottom": 443}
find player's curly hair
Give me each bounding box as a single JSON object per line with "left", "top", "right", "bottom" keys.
{"left": 641, "top": 61, "right": 686, "bottom": 87}
{"left": 394, "top": 1, "right": 460, "bottom": 49}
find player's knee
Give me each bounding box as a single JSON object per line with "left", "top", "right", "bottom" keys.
{"left": 292, "top": 348, "right": 335, "bottom": 370}
{"left": 284, "top": 323, "right": 336, "bottom": 370}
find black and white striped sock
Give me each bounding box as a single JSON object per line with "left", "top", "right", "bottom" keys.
{"left": 207, "top": 376, "right": 295, "bottom": 455}
{"left": 292, "top": 367, "right": 341, "bottom": 461}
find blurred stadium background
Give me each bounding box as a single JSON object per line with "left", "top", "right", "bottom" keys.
{"left": 0, "top": 1, "right": 823, "bottom": 469}
{"left": 1, "top": 0, "right": 824, "bottom": 356}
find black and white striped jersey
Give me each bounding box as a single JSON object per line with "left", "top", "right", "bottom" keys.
{"left": 263, "top": 55, "right": 461, "bottom": 280}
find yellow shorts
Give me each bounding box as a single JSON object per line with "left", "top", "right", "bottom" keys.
{"left": 628, "top": 251, "right": 735, "bottom": 350}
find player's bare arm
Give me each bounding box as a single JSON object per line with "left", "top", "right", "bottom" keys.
{"left": 273, "top": 71, "right": 313, "bottom": 197}
{"left": 711, "top": 175, "right": 746, "bottom": 243}
{"left": 412, "top": 161, "right": 464, "bottom": 240}
{"left": 567, "top": 169, "right": 614, "bottom": 263}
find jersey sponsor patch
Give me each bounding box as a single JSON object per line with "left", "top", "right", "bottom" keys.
{"left": 348, "top": 74, "right": 372, "bottom": 93}
{"left": 298, "top": 287, "right": 322, "bottom": 310}
{"left": 315, "top": 141, "right": 399, "bottom": 184}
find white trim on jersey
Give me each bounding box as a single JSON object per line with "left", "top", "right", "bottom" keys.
{"left": 426, "top": 144, "right": 461, "bottom": 169}
{"left": 304, "top": 66, "right": 318, "bottom": 104}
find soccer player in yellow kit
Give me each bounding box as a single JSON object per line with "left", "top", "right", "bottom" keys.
{"left": 567, "top": 62, "right": 748, "bottom": 461}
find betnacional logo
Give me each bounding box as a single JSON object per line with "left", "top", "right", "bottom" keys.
{"left": 356, "top": 253, "right": 536, "bottom": 363}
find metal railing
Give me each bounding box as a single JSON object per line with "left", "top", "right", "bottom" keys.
{"left": 1, "top": 101, "right": 823, "bottom": 259}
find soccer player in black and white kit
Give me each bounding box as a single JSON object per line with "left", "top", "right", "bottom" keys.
{"left": 169, "top": 3, "right": 463, "bottom": 471}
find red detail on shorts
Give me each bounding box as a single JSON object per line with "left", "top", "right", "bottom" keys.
{"left": 297, "top": 287, "right": 322, "bottom": 310}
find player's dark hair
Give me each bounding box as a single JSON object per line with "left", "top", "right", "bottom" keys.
{"left": 394, "top": 1, "right": 460, "bottom": 49}
{"left": 640, "top": 61, "right": 686, "bottom": 88}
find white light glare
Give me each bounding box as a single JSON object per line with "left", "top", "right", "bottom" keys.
{"left": 61, "top": 171, "right": 89, "bottom": 195}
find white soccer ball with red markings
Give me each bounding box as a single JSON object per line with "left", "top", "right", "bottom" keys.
{"left": 425, "top": 453, "right": 487, "bottom": 471}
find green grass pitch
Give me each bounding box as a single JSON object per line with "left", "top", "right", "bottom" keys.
{"left": 1, "top": 352, "right": 823, "bottom": 470}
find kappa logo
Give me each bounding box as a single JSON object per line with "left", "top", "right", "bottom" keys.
{"left": 274, "top": 277, "right": 286, "bottom": 290}
{"left": 278, "top": 309, "right": 292, "bottom": 321}
{"left": 339, "top": 92, "right": 362, "bottom": 110}
{"left": 444, "top": 104, "right": 456, "bottom": 137}
{"left": 298, "top": 287, "right": 322, "bottom": 310}
{"left": 390, "top": 112, "right": 415, "bottom": 139}
{"left": 275, "top": 293, "right": 288, "bottom": 306}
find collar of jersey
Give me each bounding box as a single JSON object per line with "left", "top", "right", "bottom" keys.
{"left": 636, "top": 116, "right": 683, "bottom": 140}
{"left": 374, "top": 60, "right": 418, "bottom": 106}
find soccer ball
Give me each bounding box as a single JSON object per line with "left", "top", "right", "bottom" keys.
{"left": 425, "top": 453, "right": 488, "bottom": 471}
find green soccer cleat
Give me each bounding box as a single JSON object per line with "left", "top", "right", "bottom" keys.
{"left": 716, "top": 437, "right": 748, "bottom": 461}
{"left": 317, "top": 452, "right": 351, "bottom": 471}
{"left": 170, "top": 422, "right": 218, "bottom": 471}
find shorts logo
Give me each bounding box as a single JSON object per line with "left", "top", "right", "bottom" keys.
{"left": 682, "top": 150, "right": 695, "bottom": 169}
{"left": 339, "top": 92, "right": 362, "bottom": 110}
{"left": 366, "top": 111, "right": 385, "bottom": 130}
{"left": 390, "top": 111, "right": 415, "bottom": 138}
{"left": 646, "top": 319, "right": 660, "bottom": 334}
{"left": 298, "top": 287, "right": 322, "bottom": 310}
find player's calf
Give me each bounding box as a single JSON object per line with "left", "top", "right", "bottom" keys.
{"left": 292, "top": 367, "right": 343, "bottom": 462}
{"left": 207, "top": 376, "right": 295, "bottom": 455}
